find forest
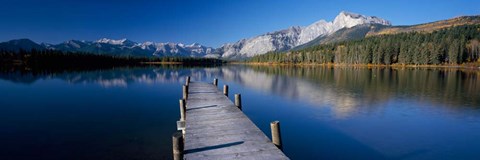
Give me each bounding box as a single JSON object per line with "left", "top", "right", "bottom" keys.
{"left": 249, "top": 24, "right": 480, "bottom": 65}
{"left": 0, "top": 49, "right": 225, "bottom": 72}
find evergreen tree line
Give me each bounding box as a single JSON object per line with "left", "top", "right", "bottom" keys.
{"left": 249, "top": 25, "right": 480, "bottom": 65}
{"left": 0, "top": 49, "right": 225, "bottom": 72}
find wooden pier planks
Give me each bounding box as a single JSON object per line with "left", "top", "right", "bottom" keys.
{"left": 183, "top": 82, "right": 289, "bottom": 160}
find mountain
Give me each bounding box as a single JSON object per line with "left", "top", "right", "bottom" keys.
{"left": 0, "top": 38, "right": 216, "bottom": 57}
{"left": 216, "top": 26, "right": 303, "bottom": 59}
{"left": 2, "top": 11, "right": 477, "bottom": 60}
{"left": 0, "top": 39, "right": 45, "bottom": 52}
{"left": 96, "top": 38, "right": 137, "bottom": 46}
{"left": 366, "top": 15, "right": 480, "bottom": 36}
{"left": 40, "top": 38, "right": 215, "bottom": 57}
{"left": 293, "top": 24, "right": 389, "bottom": 50}
{"left": 218, "top": 11, "right": 391, "bottom": 59}
{"left": 294, "top": 15, "right": 480, "bottom": 50}
{"left": 0, "top": 11, "right": 390, "bottom": 59}
{"left": 140, "top": 42, "right": 215, "bottom": 57}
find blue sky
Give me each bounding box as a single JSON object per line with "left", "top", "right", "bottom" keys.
{"left": 0, "top": 0, "right": 479, "bottom": 47}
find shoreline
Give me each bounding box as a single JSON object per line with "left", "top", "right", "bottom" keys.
{"left": 140, "top": 62, "right": 184, "bottom": 65}
{"left": 232, "top": 62, "right": 480, "bottom": 69}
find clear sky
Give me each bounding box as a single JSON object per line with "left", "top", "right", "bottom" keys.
{"left": 0, "top": 0, "right": 479, "bottom": 47}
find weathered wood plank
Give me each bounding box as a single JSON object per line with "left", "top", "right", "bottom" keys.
{"left": 187, "top": 148, "right": 286, "bottom": 160}
{"left": 184, "top": 82, "right": 289, "bottom": 160}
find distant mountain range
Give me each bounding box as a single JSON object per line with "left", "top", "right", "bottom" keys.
{"left": 1, "top": 11, "right": 479, "bottom": 59}
{"left": 43, "top": 38, "right": 215, "bottom": 58}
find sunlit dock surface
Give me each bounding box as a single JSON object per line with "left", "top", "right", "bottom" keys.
{"left": 182, "top": 82, "right": 288, "bottom": 160}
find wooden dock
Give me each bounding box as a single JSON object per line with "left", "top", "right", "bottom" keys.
{"left": 175, "top": 79, "right": 289, "bottom": 160}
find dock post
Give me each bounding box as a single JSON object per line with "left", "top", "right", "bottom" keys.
{"left": 271, "top": 121, "right": 283, "bottom": 150}
{"left": 235, "top": 94, "right": 242, "bottom": 110}
{"left": 172, "top": 131, "right": 184, "bottom": 160}
{"left": 213, "top": 78, "right": 218, "bottom": 86}
{"left": 185, "top": 76, "right": 190, "bottom": 86}
{"left": 223, "top": 85, "right": 229, "bottom": 97}
{"left": 183, "top": 85, "right": 188, "bottom": 100}
{"left": 179, "top": 99, "right": 186, "bottom": 121}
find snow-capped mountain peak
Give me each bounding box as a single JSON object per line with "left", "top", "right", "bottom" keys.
{"left": 297, "top": 11, "right": 391, "bottom": 46}
{"left": 296, "top": 19, "right": 334, "bottom": 45}
{"left": 220, "top": 11, "right": 391, "bottom": 58}
{"left": 141, "top": 41, "right": 155, "bottom": 46}
{"left": 37, "top": 38, "right": 215, "bottom": 58}
{"left": 333, "top": 11, "right": 391, "bottom": 29}
{"left": 96, "top": 38, "right": 136, "bottom": 46}
{"left": 187, "top": 42, "right": 202, "bottom": 47}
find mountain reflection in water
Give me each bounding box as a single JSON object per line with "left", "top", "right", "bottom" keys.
{"left": 1, "top": 65, "right": 479, "bottom": 118}
{"left": 1, "top": 65, "right": 480, "bottom": 159}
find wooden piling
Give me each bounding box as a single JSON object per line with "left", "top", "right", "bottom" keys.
{"left": 179, "top": 99, "right": 186, "bottom": 121}
{"left": 223, "top": 85, "right": 229, "bottom": 97}
{"left": 235, "top": 94, "right": 242, "bottom": 110}
{"left": 183, "top": 85, "right": 188, "bottom": 100}
{"left": 172, "top": 131, "right": 184, "bottom": 160}
{"left": 213, "top": 78, "right": 218, "bottom": 86}
{"left": 185, "top": 76, "right": 190, "bottom": 86}
{"left": 271, "top": 121, "right": 283, "bottom": 150}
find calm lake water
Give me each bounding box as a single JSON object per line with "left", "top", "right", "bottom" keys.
{"left": 1, "top": 65, "right": 479, "bottom": 160}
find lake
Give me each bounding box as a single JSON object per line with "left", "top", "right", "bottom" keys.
{"left": 1, "top": 65, "right": 479, "bottom": 160}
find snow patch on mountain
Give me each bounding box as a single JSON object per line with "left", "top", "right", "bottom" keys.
{"left": 96, "top": 38, "right": 131, "bottom": 45}
{"left": 220, "top": 11, "right": 391, "bottom": 58}
{"left": 43, "top": 38, "right": 214, "bottom": 57}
